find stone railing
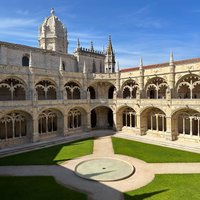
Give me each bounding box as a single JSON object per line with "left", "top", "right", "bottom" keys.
{"left": 0, "top": 100, "right": 32, "bottom": 107}
{"left": 87, "top": 73, "right": 117, "bottom": 80}
{"left": 171, "top": 99, "right": 200, "bottom": 106}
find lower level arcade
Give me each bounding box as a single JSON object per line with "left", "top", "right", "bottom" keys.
{"left": 0, "top": 106, "right": 200, "bottom": 149}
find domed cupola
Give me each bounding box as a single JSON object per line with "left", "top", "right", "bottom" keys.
{"left": 39, "top": 8, "right": 68, "bottom": 53}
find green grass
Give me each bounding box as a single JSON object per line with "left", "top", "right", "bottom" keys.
{"left": 112, "top": 137, "right": 200, "bottom": 163}
{"left": 0, "top": 139, "right": 93, "bottom": 165}
{"left": 0, "top": 176, "right": 87, "bottom": 200}
{"left": 124, "top": 174, "right": 200, "bottom": 200}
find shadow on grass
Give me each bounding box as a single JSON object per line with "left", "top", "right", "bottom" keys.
{"left": 0, "top": 138, "right": 93, "bottom": 166}
{"left": 124, "top": 189, "right": 168, "bottom": 200}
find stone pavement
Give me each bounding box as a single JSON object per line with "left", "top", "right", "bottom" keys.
{"left": 0, "top": 133, "right": 200, "bottom": 200}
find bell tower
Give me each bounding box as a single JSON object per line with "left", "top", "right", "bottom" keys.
{"left": 39, "top": 8, "right": 68, "bottom": 53}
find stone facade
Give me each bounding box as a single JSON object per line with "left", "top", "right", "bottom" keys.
{"left": 0, "top": 9, "right": 200, "bottom": 149}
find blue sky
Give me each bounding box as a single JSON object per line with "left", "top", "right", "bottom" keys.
{"left": 1, "top": 0, "right": 200, "bottom": 68}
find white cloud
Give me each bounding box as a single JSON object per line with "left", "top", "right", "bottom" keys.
{"left": 0, "top": 18, "right": 38, "bottom": 29}
{"left": 16, "top": 10, "right": 29, "bottom": 15}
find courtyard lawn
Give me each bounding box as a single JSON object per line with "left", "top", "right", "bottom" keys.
{"left": 112, "top": 137, "right": 200, "bottom": 163}
{"left": 124, "top": 174, "right": 200, "bottom": 200}
{"left": 0, "top": 176, "right": 87, "bottom": 200}
{"left": 0, "top": 139, "right": 93, "bottom": 165}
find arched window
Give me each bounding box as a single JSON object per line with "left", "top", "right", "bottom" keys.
{"left": 35, "top": 80, "right": 57, "bottom": 100}
{"left": 147, "top": 109, "right": 166, "bottom": 132}
{"left": 146, "top": 77, "right": 168, "bottom": 99}
{"left": 178, "top": 112, "right": 200, "bottom": 136}
{"left": 92, "top": 60, "right": 96, "bottom": 73}
{"left": 0, "top": 112, "right": 27, "bottom": 140}
{"left": 62, "top": 61, "right": 66, "bottom": 71}
{"left": 38, "top": 110, "right": 57, "bottom": 134}
{"left": 123, "top": 108, "right": 136, "bottom": 128}
{"left": 122, "top": 80, "right": 139, "bottom": 99}
{"left": 177, "top": 75, "right": 200, "bottom": 99}
{"left": 68, "top": 109, "right": 81, "bottom": 129}
{"left": 0, "top": 78, "right": 26, "bottom": 101}
{"left": 64, "top": 82, "right": 81, "bottom": 99}
{"left": 22, "top": 55, "right": 29, "bottom": 66}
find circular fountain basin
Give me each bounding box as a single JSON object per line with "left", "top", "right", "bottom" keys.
{"left": 75, "top": 157, "right": 135, "bottom": 182}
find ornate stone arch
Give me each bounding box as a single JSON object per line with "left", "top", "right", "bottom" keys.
{"left": 140, "top": 107, "right": 166, "bottom": 135}
{"left": 0, "top": 77, "right": 27, "bottom": 100}
{"left": 145, "top": 77, "right": 168, "bottom": 99}
{"left": 175, "top": 74, "right": 200, "bottom": 99}
{"left": 0, "top": 110, "right": 32, "bottom": 145}
{"left": 116, "top": 106, "right": 137, "bottom": 130}
{"left": 38, "top": 108, "right": 63, "bottom": 136}
{"left": 171, "top": 108, "right": 200, "bottom": 139}
{"left": 67, "top": 107, "right": 87, "bottom": 130}
{"left": 35, "top": 79, "right": 57, "bottom": 100}
{"left": 121, "top": 79, "right": 139, "bottom": 99}
{"left": 64, "top": 81, "right": 81, "bottom": 99}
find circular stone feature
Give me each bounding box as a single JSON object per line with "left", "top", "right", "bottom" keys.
{"left": 75, "top": 158, "right": 135, "bottom": 182}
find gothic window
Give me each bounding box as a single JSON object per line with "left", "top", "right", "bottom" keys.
{"left": 0, "top": 112, "right": 27, "bottom": 140}
{"left": 122, "top": 108, "right": 136, "bottom": 128}
{"left": 146, "top": 77, "right": 168, "bottom": 99}
{"left": 22, "top": 55, "right": 29, "bottom": 67}
{"left": 35, "top": 80, "right": 57, "bottom": 100}
{"left": 68, "top": 109, "right": 81, "bottom": 129}
{"left": 62, "top": 61, "right": 66, "bottom": 71}
{"left": 178, "top": 112, "right": 200, "bottom": 136}
{"left": 177, "top": 75, "right": 200, "bottom": 99}
{"left": 147, "top": 109, "right": 166, "bottom": 132}
{"left": 92, "top": 60, "right": 96, "bottom": 73}
{"left": 38, "top": 110, "right": 57, "bottom": 134}
{"left": 100, "top": 61, "right": 103, "bottom": 73}
{"left": 0, "top": 78, "right": 26, "bottom": 101}
{"left": 64, "top": 82, "right": 81, "bottom": 99}
{"left": 122, "top": 80, "right": 139, "bottom": 99}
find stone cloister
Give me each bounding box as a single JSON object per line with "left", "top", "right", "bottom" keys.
{"left": 1, "top": 9, "right": 200, "bottom": 149}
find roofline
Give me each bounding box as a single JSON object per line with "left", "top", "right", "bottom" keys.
{"left": 0, "top": 40, "right": 75, "bottom": 59}
{"left": 120, "top": 57, "right": 200, "bottom": 72}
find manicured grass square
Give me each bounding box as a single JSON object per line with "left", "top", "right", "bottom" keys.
{"left": 0, "top": 139, "right": 93, "bottom": 165}
{"left": 0, "top": 176, "right": 87, "bottom": 200}
{"left": 124, "top": 174, "right": 200, "bottom": 200}
{"left": 112, "top": 137, "right": 200, "bottom": 162}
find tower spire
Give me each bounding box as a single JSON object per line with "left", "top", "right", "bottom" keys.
{"left": 170, "top": 51, "right": 174, "bottom": 66}
{"left": 77, "top": 38, "right": 80, "bottom": 49}
{"left": 140, "top": 57, "right": 143, "bottom": 69}
{"left": 105, "top": 35, "right": 116, "bottom": 73}
{"left": 90, "top": 41, "right": 94, "bottom": 52}
{"left": 106, "top": 35, "right": 114, "bottom": 55}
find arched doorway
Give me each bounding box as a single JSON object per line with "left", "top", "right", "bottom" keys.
{"left": 91, "top": 106, "right": 113, "bottom": 129}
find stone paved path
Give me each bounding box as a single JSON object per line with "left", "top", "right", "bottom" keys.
{"left": 0, "top": 133, "right": 200, "bottom": 200}
{"left": 93, "top": 136, "right": 114, "bottom": 156}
